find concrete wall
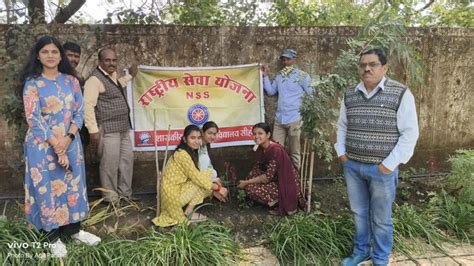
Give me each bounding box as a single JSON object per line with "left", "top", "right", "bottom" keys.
{"left": 0, "top": 25, "right": 472, "bottom": 195}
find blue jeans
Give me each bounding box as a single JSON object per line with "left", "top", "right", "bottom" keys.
{"left": 343, "top": 159, "right": 399, "bottom": 265}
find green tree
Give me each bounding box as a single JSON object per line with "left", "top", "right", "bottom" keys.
{"left": 300, "top": 10, "right": 425, "bottom": 164}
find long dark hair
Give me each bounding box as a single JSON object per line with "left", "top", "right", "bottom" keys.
{"left": 202, "top": 121, "right": 219, "bottom": 148}
{"left": 202, "top": 121, "right": 219, "bottom": 171}
{"left": 252, "top": 122, "right": 272, "bottom": 135}
{"left": 175, "top": 124, "right": 201, "bottom": 169}
{"left": 19, "top": 36, "right": 76, "bottom": 98}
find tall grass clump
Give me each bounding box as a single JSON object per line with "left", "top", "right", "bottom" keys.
{"left": 392, "top": 203, "right": 449, "bottom": 255}
{"left": 428, "top": 190, "right": 473, "bottom": 242}
{"left": 445, "top": 150, "right": 474, "bottom": 204}
{"left": 427, "top": 149, "right": 474, "bottom": 242}
{"left": 0, "top": 219, "right": 53, "bottom": 265}
{"left": 266, "top": 213, "right": 353, "bottom": 264}
{"left": 109, "top": 222, "right": 242, "bottom": 265}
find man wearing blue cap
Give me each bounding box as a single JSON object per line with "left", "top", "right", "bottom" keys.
{"left": 261, "top": 48, "right": 312, "bottom": 169}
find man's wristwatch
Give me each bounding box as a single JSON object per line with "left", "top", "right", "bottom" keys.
{"left": 66, "top": 133, "right": 75, "bottom": 141}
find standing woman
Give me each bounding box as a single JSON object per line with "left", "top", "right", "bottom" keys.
{"left": 153, "top": 125, "right": 228, "bottom": 227}
{"left": 238, "top": 122, "right": 306, "bottom": 215}
{"left": 20, "top": 36, "right": 100, "bottom": 258}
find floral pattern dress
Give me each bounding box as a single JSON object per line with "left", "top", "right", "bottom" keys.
{"left": 244, "top": 142, "right": 306, "bottom": 214}
{"left": 23, "top": 74, "right": 89, "bottom": 232}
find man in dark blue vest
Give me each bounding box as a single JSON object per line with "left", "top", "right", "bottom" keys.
{"left": 335, "top": 48, "right": 419, "bottom": 266}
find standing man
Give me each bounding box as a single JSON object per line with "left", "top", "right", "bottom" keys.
{"left": 63, "top": 41, "right": 88, "bottom": 145}
{"left": 84, "top": 48, "right": 138, "bottom": 202}
{"left": 262, "top": 48, "right": 312, "bottom": 169}
{"left": 63, "top": 42, "right": 81, "bottom": 74}
{"left": 335, "top": 48, "right": 419, "bottom": 266}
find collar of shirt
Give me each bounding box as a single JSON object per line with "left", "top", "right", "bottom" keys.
{"left": 98, "top": 66, "right": 119, "bottom": 84}
{"left": 355, "top": 76, "right": 387, "bottom": 98}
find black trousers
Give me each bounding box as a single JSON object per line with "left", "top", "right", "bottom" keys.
{"left": 42, "top": 222, "right": 81, "bottom": 242}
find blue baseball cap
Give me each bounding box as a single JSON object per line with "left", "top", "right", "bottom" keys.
{"left": 280, "top": 49, "right": 297, "bottom": 59}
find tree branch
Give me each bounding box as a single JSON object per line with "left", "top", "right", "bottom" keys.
{"left": 28, "top": 0, "right": 45, "bottom": 25}
{"left": 51, "top": 0, "right": 86, "bottom": 24}
{"left": 416, "top": 0, "right": 435, "bottom": 13}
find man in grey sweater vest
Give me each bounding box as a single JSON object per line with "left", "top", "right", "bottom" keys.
{"left": 335, "top": 48, "right": 419, "bottom": 266}
{"left": 84, "top": 48, "right": 138, "bottom": 203}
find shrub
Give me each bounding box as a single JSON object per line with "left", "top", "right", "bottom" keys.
{"left": 266, "top": 213, "right": 353, "bottom": 264}
{"left": 392, "top": 203, "right": 449, "bottom": 254}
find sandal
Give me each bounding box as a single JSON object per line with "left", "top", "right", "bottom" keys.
{"left": 189, "top": 212, "right": 208, "bottom": 223}
{"left": 268, "top": 199, "right": 279, "bottom": 207}
{"left": 268, "top": 209, "right": 280, "bottom": 216}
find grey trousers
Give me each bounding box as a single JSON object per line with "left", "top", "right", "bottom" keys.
{"left": 272, "top": 120, "right": 302, "bottom": 169}
{"left": 98, "top": 128, "right": 134, "bottom": 201}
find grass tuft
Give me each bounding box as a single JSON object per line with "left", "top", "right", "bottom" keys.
{"left": 266, "top": 213, "right": 353, "bottom": 265}
{"left": 392, "top": 203, "right": 450, "bottom": 255}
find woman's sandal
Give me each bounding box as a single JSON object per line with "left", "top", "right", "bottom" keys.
{"left": 268, "top": 209, "right": 280, "bottom": 216}
{"left": 268, "top": 199, "right": 279, "bottom": 208}
{"left": 189, "top": 212, "right": 208, "bottom": 223}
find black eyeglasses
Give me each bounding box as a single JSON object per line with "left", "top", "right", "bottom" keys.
{"left": 359, "top": 62, "right": 381, "bottom": 69}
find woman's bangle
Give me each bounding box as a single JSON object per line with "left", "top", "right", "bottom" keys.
{"left": 213, "top": 183, "right": 221, "bottom": 192}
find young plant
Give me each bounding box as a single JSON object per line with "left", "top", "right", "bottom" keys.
{"left": 236, "top": 189, "right": 253, "bottom": 209}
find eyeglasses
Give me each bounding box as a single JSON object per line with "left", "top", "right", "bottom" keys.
{"left": 358, "top": 62, "right": 381, "bottom": 69}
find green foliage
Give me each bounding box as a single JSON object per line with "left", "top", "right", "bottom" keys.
{"left": 236, "top": 189, "right": 253, "bottom": 209}
{"left": 392, "top": 203, "right": 449, "bottom": 254}
{"left": 101, "top": 0, "right": 262, "bottom": 26}
{"left": 423, "top": 150, "right": 474, "bottom": 241}
{"left": 445, "top": 150, "right": 474, "bottom": 204}
{"left": 72, "top": 222, "right": 242, "bottom": 265}
{"left": 0, "top": 219, "right": 241, "bottom": 265}
{"left": 300, "top": 74, "right": 347, "bottom": 163}
{"left": 265, "top": 0, "right": 371, "bottom": 26}
{"left": 300, "top": 9, "right": 425, "bottom": 165}
{"left": 0, "top": 219, "right": 51, "bottom": 265}
{"left": 266, "top": 213, "right": 353, "bottom": 264}
{"left": 101, "top": 8, "right": 162, "bottom": 24}
{"left": 428, "top": 190, "right": 473, "bottom": 242}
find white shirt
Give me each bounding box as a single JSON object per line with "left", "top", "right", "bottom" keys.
{"left": 334, "top": 77, "right": 419, "bottom": 171}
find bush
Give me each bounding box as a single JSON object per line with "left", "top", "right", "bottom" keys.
{"left": 266, "top": 213, "right": 353, "bottom": 265}
{"left": 392, "top": 203, "right": 449, "bottom": 254}
{"left": 1, "top": 219, "right": 241, "bottom": 265}
{"left": 0, "top": 219, "right": 52, "bottom": 265}
{"left": 427, "top": 190, "right": 473, "bottom": 242}
{"left": 445, "top": 150, "right": 474, "bottom": 204}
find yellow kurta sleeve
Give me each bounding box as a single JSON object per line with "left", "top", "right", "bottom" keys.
{"left": 175, "top": 150, "right": 213, "bottom": 191}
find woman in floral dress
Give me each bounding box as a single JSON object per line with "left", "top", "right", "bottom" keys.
{"left": 238, "top": 122, "right": 306, "bottom": 215}
{"left": 21, "top": 36, "right": 100, "bottom": 257}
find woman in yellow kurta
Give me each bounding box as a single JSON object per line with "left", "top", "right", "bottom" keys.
{"left": 152, "top": 125, "right": 228, "bottom": 227}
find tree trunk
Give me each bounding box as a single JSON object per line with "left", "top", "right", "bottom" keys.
{"left": 52, "top": 0, "right": 86, "bottom": 24}
{"left": 28, "top": 0, "right": 45, "bottom": 25}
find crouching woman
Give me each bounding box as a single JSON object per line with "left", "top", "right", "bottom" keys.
{"left": 152, "top": 125, "right": 228, "bottom": 227}
{"left": 238, "top": 123, "right": 306, "bottom": 215}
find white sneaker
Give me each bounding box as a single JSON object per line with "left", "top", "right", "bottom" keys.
{"left": 50, "top": 239, "right": 67, "bottom": 258}
{"left": 71, "top": 230, "right": 101, "bottom": 246}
